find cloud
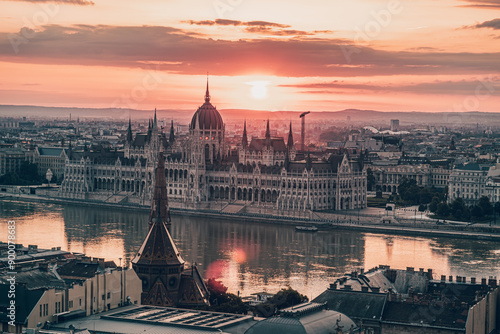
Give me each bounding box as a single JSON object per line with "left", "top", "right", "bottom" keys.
{"left": 280, "top": 79, "right": 500, "bottom": 96}
{"left": 5, "top": 0, "right": 94, "bottom": 5}
{"left": 186, "top": 19, "right": 289, "bottom": 28}
{"left": 1, "top": 24, "right": 500, "bottom": 78}
{"left": 458, "top": 0, "right": 500, "bottom": 8}
{"left": 185, "top": 19, "right": 325, "bottom": 36}
{"left": 472, "top": 18, "right": 500, "bottom": 29}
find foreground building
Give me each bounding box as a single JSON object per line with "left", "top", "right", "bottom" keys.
{"left": 313, "top": 266, "right": 499, "bottom": 334}
{"left": 0, "top": 246, "right": 141, "bottom": 334}
{"left": 59, "top": 83, "right": 367, "bottom": 212}
{"left": 131, "top": 152, "right": 210, "bottom": 307}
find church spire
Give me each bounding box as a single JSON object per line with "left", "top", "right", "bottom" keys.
{"left": 127, "top": 118, "right": 133, "bottom": 143}
{"left": 153, "top": 108, "right": 158, "bottom": 129}
{"left": 242, "top": 120, "right": 248, "bottom": 148}
{"left": 169, "top": 120, "right": 175, "bottom": 143}
{"left": 287, "top": 122, "right": 294, "bottom": 149}
{"left": 265, "top": 119, "right": 271, "bottom": 147}
{"left": 205, "top": 75, "right": 211, "bottom": 103}
{"left": 149, "top": 152, "right": 171, "bottom": 231}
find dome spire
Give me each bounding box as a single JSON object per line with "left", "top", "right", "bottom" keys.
{"left": 205, "top": 73, "right": 210, "bottom": 103}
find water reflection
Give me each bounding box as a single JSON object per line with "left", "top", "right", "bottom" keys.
{"left": 0, "top": 200, "right": 499, "bottom": 298}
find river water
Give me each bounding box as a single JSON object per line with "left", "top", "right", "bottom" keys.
{"left": 1, "top": 199, "right": 499, "bottom": 299}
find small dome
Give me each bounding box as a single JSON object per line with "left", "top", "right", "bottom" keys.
{"left": 190, "top": 81, "right": 224, "bottom": 130}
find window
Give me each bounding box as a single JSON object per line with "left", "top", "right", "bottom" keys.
{"left": 69, "top": 300, "right": 73, "bottom": 308}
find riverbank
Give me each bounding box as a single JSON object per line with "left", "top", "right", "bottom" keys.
{"left": 1, "top": 193, "right": 499, "bottom": 241}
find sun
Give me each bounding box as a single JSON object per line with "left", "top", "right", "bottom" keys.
{"left": 249, "top": 81, "right": 269, "bottom": 100}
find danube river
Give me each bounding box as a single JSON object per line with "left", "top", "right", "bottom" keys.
{"left": 1, "top": 199, "right": 499, "bottom": 299}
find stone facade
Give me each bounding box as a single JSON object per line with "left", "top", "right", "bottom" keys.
{"left": 59, "top": 84, "right": 367, "bottom": 211}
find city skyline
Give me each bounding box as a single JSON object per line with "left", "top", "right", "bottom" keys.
{"left": 0, "top": 0, "right": 499, "bottom": 112}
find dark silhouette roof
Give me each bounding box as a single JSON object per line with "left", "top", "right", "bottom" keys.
{"left": 57, "top": 261, "right": 100, "bottom": 279}
{"left": 0, "top": 267, "right": 65, "bottom": 290}
{"left": 312, "top": 289, "right": 387, "bottom": 321}
{"left": 382, "top": 301, "right": 467, "bottom": 329}
{"left": 248, "top": 138, "right": 287, "bottom": 152}
{"left": 38, "top": 147, "right": 66, "bottom": 156}
{"left": 0, "top": 285, "right": 44, "bottom": 325}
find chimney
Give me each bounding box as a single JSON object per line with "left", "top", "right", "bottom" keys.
{"left": 488, "top": 279, "right": 497, "bottom": 287}
{"left": 372, "top": 287, "right": 380, "bottom": 293}
{"left": 351, "top": 271, "right": 358, "bottom": 278}
{"left": 361, "top": 286, "right": 369, "bottom": 292}
{"left": 419, "top": 268, "right": 424, "bottom": 275}
{"left": 481, "top": 278, "right": 487, "bottom": 285}
{"left": 441, "top": 275, "right": 446, "bottom": 281}
{"left": 449, "top": 276, "right": 453, "bottom": 282}
{"left": 360, "top": 268, "right": 365, "bottom": 275}
{"left": 456, "top": 275, "right": 461, "bottom": 283}
{"left": 428, "top": 269, "right": 433, "bottom": 279}
{"left": 329, "top": 283, "right": 337, "bottom": 290}
{"left": 407, "top": 267, "right": 414, "bottom": 273}
{"left": 344, "top": 285, "right": 352, "bottom": 290}
{"left": 462, "top": 277, "right": 466, "bottom": 283}
{"left": 471, "top": 277, "right": 476, "bottom": 284}
{"left": 28, "top": 245, "right": 38, "bottom": 253}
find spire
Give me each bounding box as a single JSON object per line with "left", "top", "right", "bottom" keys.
{"left": 242, "top": 120, "right": 248, "bottom": 148}
{"left": 287, "top": 122, "right": 294, "bottom": 149}
{"left": 149, "top": 152, "right": 172, "bottom": 231}
{"left": 205, "top": 75, "right": 210, "bottom": 103}
{"left": 169, "top": 120, "right": 175, "bottom": 143}
{"left": 265, "top": 119, "right": 271, "bottom": 147}
{"left": 127, "top": 118, "right": 133, "bottom": 143}
{"left": 153, "top": 108, "right": 158, "bottom": 129}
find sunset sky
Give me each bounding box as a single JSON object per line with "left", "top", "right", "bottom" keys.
{"left": 1, "top": 0, "right": 500, "bottom": 112}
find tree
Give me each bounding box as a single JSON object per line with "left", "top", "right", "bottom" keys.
{"left": 418, "top": 187, "right": 433, "bottom": 205}
{"left": 436, "top": 202, "right": 450, "bottom": 217}
{"left": 418, "top": 204, "right": 427, "bottom": 212}
{"left": 205, "top": 279, "right": 248, "bottom": 314}
{"left": 268, "top": 287, "right": 308, "bottom": 310}
{"left": 495, "top": 202, "right": 500, "bottom": 215}
{"left": 450, "top": 198, "right": 467, "bottom": 220}
{"left": 478, "top": 196, "right": 493, "bottom": 216}
{"left": 19, "top": 161, "right": 40, "bottom": 183}
{"left": 470, "top": 205, "right": 484, "bottom": 219}
{"left": 429, "top": 197, "right": 440, "bottom": 213}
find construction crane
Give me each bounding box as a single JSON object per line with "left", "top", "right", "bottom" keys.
{"left": 299, "top": 111, "right": 310, "bottom": 151}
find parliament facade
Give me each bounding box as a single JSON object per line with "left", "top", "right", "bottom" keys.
{"left": 60, "top": 83, "right": 367, "bottom": 212}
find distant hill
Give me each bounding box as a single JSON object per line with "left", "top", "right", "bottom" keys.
{"left": 0, "top": 105, "right": 499, "bottom": 126}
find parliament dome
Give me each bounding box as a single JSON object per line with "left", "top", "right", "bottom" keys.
{"left": 190, "top": 82, "right": 224, "bottom": 130}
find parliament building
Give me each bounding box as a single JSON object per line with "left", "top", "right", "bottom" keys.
{"left": 60, "top": 83, "right": 367, "bottom": 212}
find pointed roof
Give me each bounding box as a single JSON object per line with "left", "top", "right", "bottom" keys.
{"left": 132, "top": 152, "right": 184, "bottom": 267}
{"left": 265, "top": 119, "right": 271, "bottom": 147}
{"left": 287, "top": 122, "right": 294, "bottom": 149}
{"left": 153, "top": 108, "right": 158, "bottom": 129}
{"left": 142, "top": 278, "right": 176, "bottom": 307}
{"left": 169, "top": 120, "right": 175, "bottom": 142}
{"left": 242, "top": 120, "right": 248, "bottom": 148}
{"left": 205, "top": 76, "right": 210, "bottom": 103}
{"left": 127, "top": 118, "right": 133, "bottom": 143}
